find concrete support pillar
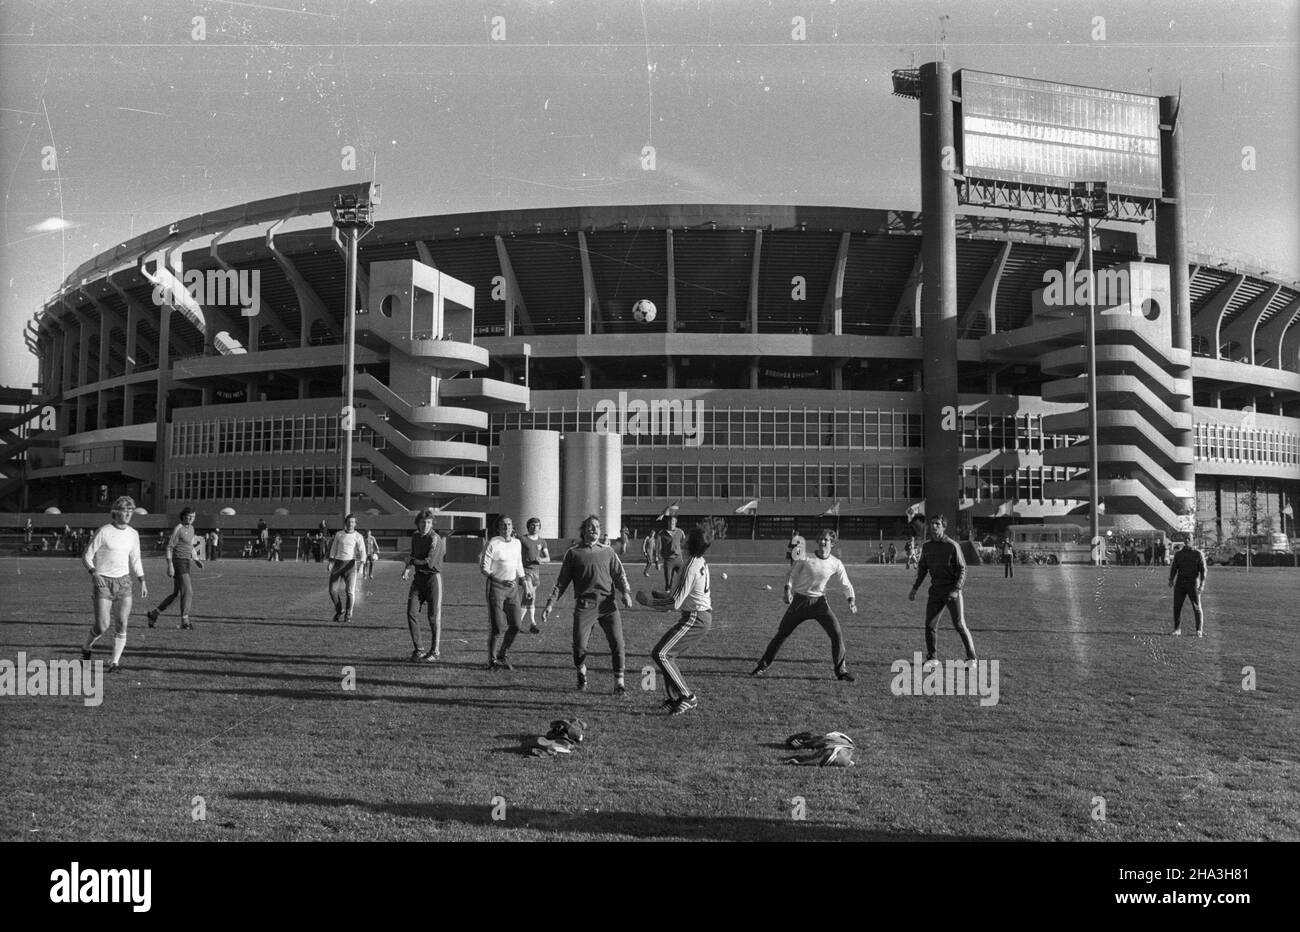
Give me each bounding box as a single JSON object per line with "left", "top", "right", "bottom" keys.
{"left": 919, "top": 60, "right": 960, "bottom": 524}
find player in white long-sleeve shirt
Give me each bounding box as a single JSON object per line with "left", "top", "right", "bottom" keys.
{"left": 327, "top": 514, "right": 367, "bottom": 622}
{"left": 751, "top": 528, "right": 858, "bottom": 681}
{"left": 642, "top": 525, "right": 714, "bottom": 715}
{"left": 81, "top": 496, "right": 148, "bottom": 672}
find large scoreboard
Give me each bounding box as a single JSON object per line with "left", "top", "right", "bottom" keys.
{"left": 958, "top": 70, "right": 1162, "bottom": 198}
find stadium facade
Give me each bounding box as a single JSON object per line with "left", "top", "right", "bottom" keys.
{"left": 11, "top": 193, "right": 1299, "bottom": 542}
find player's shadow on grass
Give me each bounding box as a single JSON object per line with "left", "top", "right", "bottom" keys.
{"left": 230, "top": 789, "right": 991, "bottom": 841}
{"left": 163, "top": 683, "right": 581, "bottom": 712}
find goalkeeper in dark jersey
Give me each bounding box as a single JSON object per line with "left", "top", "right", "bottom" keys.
{"left": 909, "top": 515, "right": 977, "bottom": 667}
{"left": 1168, "top": 539, "right": 1208, "bottom": 637}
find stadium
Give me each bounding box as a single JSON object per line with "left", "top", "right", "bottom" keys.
{"left": 4, "top": 66, "right": 1299, "bottom": 550}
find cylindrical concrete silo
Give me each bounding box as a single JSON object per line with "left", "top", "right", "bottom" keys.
{"left": 498, "top": 430, "right": 561, "bottom": 537}
{"left": 561, "top": 432, "right": 622, "bottom": 542}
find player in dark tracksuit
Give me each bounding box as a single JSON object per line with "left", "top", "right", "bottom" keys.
{"left": 147, "top": 505, "right": 202, "bottom": 630}
{"left": 542, "top": 515, "right": 634, "bottom": 693}
{"left": 655, "top": 516, "right": 687, "bottom": 589}
{"left": 909, "top": 515, "right": 978, "bottom": 664}
{"left": 402, "top": 508, "right": 445, "bottom": 661}
{"left": 1168, "top": 541, "right": 1207, "bottom": 637}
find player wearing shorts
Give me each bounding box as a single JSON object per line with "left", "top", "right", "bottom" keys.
{"left": 645, "top": 525, "right": 713, "bottom": 715}
{"left": 81, "top": 496, "right": 148, "bottom": 673}
{"left": 327, "top": 514, "right": 366, "bottom": 622}
{"left": 1168, "top": 539, "right": 1207, "bottom": 637}
{"left": 542, "top": 515, "right": 634, "bottom": 694}
{"left": 751, "top": 529, "right": 858, "bottom": 681}
{"left": 480, "top": 516, "right": 526, "bottom": 670}
{"left": 402, "top": 508, "right": 445, "bottom": 661}
{"left": 364, "top": 530, "right": 379, "bottom": 580}
{"left": 909, "top": 515, "right": 978, "bottom": 667}
{"left": 147, "top": 505, "right": 203, "bottom": 630}
{"left": 519, "top": 518, "right": 551, "bottom": 634}
{"left": 655, "top": 514, "right": 686, "bottom": 589}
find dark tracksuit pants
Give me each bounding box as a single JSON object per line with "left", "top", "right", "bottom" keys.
{"left": 652, "top": 610, "right": 711, "bottom": 701}
{"left": 572, "top": 595, "right": 625, "bottom": 674}
{"left": 924, "top": 588, "right": 977, "bottom": 660}
{"left": 1172, "top": 582, "right": 1204, "bottom": 632}
{"left": 758, "top": 594, "right": 848, "bottom": 675}
{"left": 485, "top": 578, "right": 522, "bottom": 661}
{"left": 1002, "top": 555, "right": 1013, "bottom": 578}
{"left": 407, "top": 570, "right": 442, "bottom": 652}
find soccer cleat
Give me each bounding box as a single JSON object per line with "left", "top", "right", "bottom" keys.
{"left": 495, "top": 656, "right": 513, "bottom": 671}
{"left": 422, "top": 650, "right": 440, "bottom": 662}
{"left": 1196, "top": 630, "right": 1204, "bottom": 638}
{"left": 410, "top": 648, "right": 424, "bottom": 662}
{"left": 529, "top": 623, "right": 541, "bottom": 635}
{"left": 344, "top": 612, "right": 353, "bottom": 623}
{"left": 107, "top": 662, "right": 121, "bottom": 674}
{"left": 660, "top": 697, "right": 679, "bottom": 711}
{"left": 576, "top": 671, "right": 588, "bottom": 692}
{"left": 332, "top": 611, "right": 343, "bottom": 624}
{"left": 1172, "top": 628, "right": 1183, "bottom": 636}
{"left": 146, "top": 609, "right": 159, "bottom": 628}
{"left": 749, "top": 663, "right": 767, "bottom": 677}
{"left": 488, "top": 660, "right": 501, "bottom": 672}
{"left": 836, "top": 671, "right": 856, "bottom": 682}
{"left": 670, "top": 695, "right": 698, "bottom": 715}
{"left": 614, "top": 682, "right": 627, "bottom": 696}
{"left": 81, "top": 648, "right": 92, "bottom": 661}
{"left": 922, "top": 658, "right": 940, "bottom": 672}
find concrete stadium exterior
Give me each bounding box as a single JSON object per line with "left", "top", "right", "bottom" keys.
{"left": 11, "top": 192, "right": 1300, "bottom": 542}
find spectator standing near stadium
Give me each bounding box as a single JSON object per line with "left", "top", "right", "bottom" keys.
{"left": 208, "top": 528, "right": 221, "bottom": 561}
{"left": 327, "top": 514, "right": 366, "bottom": 622}
{"left": 480, "top": 516, "right": 526, "bottom": 670}
{"left": 904, "top": 537, "right": 917, "bottom": 570}
{"left": 256, "top": 519, "right": 269, "bottom": 557}
{"left": 519, "top": 517, "right": 551, "bottom": 634}
{"left": 909, "top": 515, "right": 978, "bottom": 668}
{"left": 1000, "top": 537, "right": 1015, "bottom": 578}
{"left": 641, "top": 531, "right": 654, "bottom": 577}
{"left": 269, "top": 533, "right": 283, "bottom": 561}
{"left": 887, "top": 542, "right": 898, "bottom": 565}
{"left": 402, "top": 508, "right": 445, "bottom": 661}
{"left": 542, "top": 515, "right": 634, "bottom": 694}
{"left": 1169, "top": 539, "right": 1208, "bottom": 637}
{"left": 24, "top": 518, "right": 32, "bottom": 543}
{"left": 751, "top": 529, "right": 858, "bottom": 682}
{"left": 146, "top": 505, "right": 203, "bottom": 630}
{"left": 81, "top": 496, "right": 148, "bottom": 673}
{"left": 364, "top": 530, "right": 380, "bottom": 580}
{"left": 786, "top": 529, "right": 805, "bottom": 566}
{"left": 646, "top": 525, "right": 714, "bottom": 715}
{"left": 655, "top": 514, "right": 687, "bottom": 589}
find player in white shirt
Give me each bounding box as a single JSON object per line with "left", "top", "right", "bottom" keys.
{"left": 327, "top": 514, "right": 367, "bottom": 622}
{"left": 641, "top": 525, "right": 714, "bottom": 715}
{"left": 751, "top": 528, "right": 858, "bottom": 681}
{"left": 81, "top": 496, "right": 148, "bottom": 673}
{"left": 479, "top": 516, "right": 526, "bottom": 670}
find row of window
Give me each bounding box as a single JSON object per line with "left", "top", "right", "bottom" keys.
{"left": 168, "top": 466, "right": 344, "bottom": 502}
{"left": 170, "top": 415, "right": 342, "bottom": 458}
{"left": 1193, "top": 423, "right": 1300, "bottom": 467}
{"left": 479, "top": 408, "right": 1083, "bottom": 453}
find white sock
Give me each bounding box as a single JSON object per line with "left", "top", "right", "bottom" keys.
{"left": 111, "top": 635, "right": 126, "bottom": 664}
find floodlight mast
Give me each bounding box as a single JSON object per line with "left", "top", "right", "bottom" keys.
{"left": 331, "top": 189, "right": 376, "bottom": 522}
{"left": 1069, "top": 181, "right": 1110, "bottom": 565}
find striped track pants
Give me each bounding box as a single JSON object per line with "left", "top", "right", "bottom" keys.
{"left": 651, "top": 610, "right": 712, "bottom": 701}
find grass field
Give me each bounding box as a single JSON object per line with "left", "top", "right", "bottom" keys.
{"left": 1, "top": 555, "right": 1296, "bottom": 842}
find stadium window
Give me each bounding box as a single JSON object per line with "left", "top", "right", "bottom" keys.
{"left": 820, "top": 465, "right": 835, "bottom": 499}
{"left": 760, "top": 463, "right": 776, "bottom": 500}
{"left": 773, "top": 410, "right": 790, "bottom": 449}
{"left": 683, "top": 463, "right": 699, "bottom": 499}
{"left": 758, "top": 410, "right": 774, "bottom": 448}
{"left": 652, "top": 464, "right": 668, "bottom": 499}
{"left": 1017, "top": 468, "right": 1031, "bottom": 500}
{"left": 835, "top": 465, "right": 850, "bottom": 499}
{"left": 863, "top": 411, "right": 879, "bottom": 450}
{"left": 849, "top": 410, "right": 865, "bottom": 449}
{"left": 743, "top": 465, "right": 759, "bottom": 497}
{"left": 907, "top": 468, "right": 924, "bottom": 501}
{"left": 832, "top": 410, "right": 849, "bottom": 450}
{"left": 740, "top": 410, "right": 756, "bottom": 447}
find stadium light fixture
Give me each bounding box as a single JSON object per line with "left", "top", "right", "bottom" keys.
{"left": 331, "top": 188, "right": 377, "bottom": 522}
{"left": 1067, "top": 181, "right": 1109, "bottom": 564}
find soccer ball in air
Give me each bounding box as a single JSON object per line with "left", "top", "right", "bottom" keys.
{"left": 632, "top": 299, "right": 657, "bottom": 323}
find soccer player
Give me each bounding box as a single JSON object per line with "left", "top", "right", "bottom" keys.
{"left": 327, "top": 514, "right": 366, "bottom": 622}
{"left": 542, "top": 515, "right": 634, "bottom": 693}
{"left": 520, "top": 517, "right": 551, "bottom": 634}
{"left": 1000, "top": 536, "right": 1015, "bottom": 578}
{"left": 480, "top": 516, "right": 526, "bottom": 670}
{"left": 402, "top": 508, "right": 445, "bottom": 661}
{"left": 909, "top": 515, "right": 978, "bottom": 667}
{"left": 81, "top": 496, "right": 148, "bottom": 673}
{"left": 364, "top": 529, "right": 380, "bottom": 580}
{"left": 655, "top": 514, "right": 686, "bottom": 589}
{"left": 751, "top": 529, "right": 858, "bottom": 681}
{"left": 641, "top": 531, "right": 654, "bottom": 577}
{"left": 146, "top": 505, "right": 203, "bottom": 630}
{"left": 257, "top": 518, "right": 269, "bottom": 557}
{"left": 268, "top": 533, "right": 283, "bottom": 562}
{"left": 1168, "top": 538, "right": 1208, "bottom": 637}
{"left": 646, "top": 525, "right": 714, "bottom": 715}
{"left": 786, "top": 528, "right": 805, "bottom": 565}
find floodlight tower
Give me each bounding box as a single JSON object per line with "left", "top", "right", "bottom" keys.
{"left": 331, "top": 188, "right": 376, "bottom": 521}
